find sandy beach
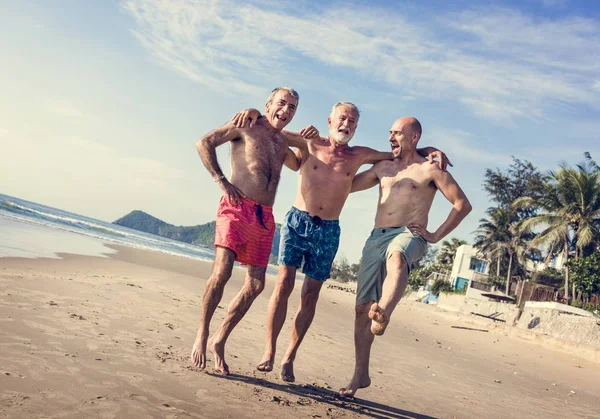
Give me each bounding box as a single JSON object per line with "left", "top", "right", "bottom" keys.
{"left": 1, "top": 244, "right": 599, "bottom": 419}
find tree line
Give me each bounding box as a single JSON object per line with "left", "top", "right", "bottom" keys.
{"left": 473, "top": 153, "right": 600, "bottom": 310}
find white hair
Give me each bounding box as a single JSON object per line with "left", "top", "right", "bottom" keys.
{"left": 329, "top": 101, "right": 360, "bottom": 119}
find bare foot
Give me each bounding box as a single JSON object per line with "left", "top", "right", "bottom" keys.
{"left": 208, "top": 338, "right": 229, "bottom": 375}
{"left": 190, "top": 333, "right": 208, "bottom": 369}
{"left": 280, "top": 361, "right": 295, "bottom": 382}
{"left": 339, "top": 374, "right": 371, "bottom": 398}
{"left": 257, "top": 352, "right": 274, "bottom": 372}
{"left": 368, "top": 303, "right": 389, "bottom": 336}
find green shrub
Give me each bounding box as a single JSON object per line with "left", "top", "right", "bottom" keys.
{"left": 430, "top": 278, "right": 454, "bottom": 296}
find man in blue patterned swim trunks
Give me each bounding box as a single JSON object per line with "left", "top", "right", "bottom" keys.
{"left": 233, "top": 103, "right": 449, "bottom": 382}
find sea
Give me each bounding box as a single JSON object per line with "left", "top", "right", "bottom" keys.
{"left": 0, "top": 193, "right": 250, "bottom": 269}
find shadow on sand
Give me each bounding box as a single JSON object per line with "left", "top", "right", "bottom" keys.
{"left": 209, "top": 372, "right": 437, "bottom": 419}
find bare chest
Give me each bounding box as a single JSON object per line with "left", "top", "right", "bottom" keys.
{"left": 240, "top": 133, "right": 288, "bottom": 170}
{"left": 303, "top": 146, "right": 362, "bottom": 180}
{"left": 379, "top": 166, "right": 433, "bottom": 194}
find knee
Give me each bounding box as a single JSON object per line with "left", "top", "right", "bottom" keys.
{"left": 247, "top": 278, "right": 265, "bottom": 297}
{"left": 208, "top": 270, "right": 231, "bottom": 289}
{"left": 300, "top": 287, "right": 320, "bottom": 307}
{"left": 275, "top": 274, "right": 295, "bottom": 297}
{"left": 355, "top": 302, "right": 371, "bottom": 316}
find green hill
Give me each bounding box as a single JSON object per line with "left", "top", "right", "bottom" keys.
{"left": 113, "top": 210, "right": 281, "bottom": 263}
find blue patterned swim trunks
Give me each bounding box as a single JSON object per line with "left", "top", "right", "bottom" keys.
{"left": 278, "top": 206, "right": 341, "bottom": 281}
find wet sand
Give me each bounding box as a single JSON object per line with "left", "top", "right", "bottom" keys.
{"left": 1, "top": 245, "right": 599, "bottom": 418}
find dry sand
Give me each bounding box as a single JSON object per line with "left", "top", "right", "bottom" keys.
{"left": 1, "top": 244, "right": 599, "bottom": 419}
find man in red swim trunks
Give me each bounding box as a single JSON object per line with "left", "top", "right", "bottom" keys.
{"left": 190, "top": 87, "right": 316, "bottom": 375}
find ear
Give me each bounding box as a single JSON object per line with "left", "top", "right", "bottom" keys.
{"left": 327, "top": 116, "right": 332, "bottom": 127}
{"left": 412, "top": 133, "right": 420, "bottom": 145}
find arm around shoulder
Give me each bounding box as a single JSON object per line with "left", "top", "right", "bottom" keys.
{"left": 281, "top": 130, "right": 310, "bottom": 150}
{"left": 361, "top": 147, "right": 394, "bottom": 165}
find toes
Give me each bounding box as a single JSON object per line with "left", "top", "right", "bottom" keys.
{"left": 257, "top": 363, "right": 273, "bottom": 372}
{"left": 339, "top": 388, "right": 355, "bottom": 398}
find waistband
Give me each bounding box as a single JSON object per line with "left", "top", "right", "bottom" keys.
{"left": 290, "top": 206, "right": 339, "bottom": 225}
{"left": 371, "top": 226, "right": 406, "bottom": 235}
{"left": 223, "top": 195, "right": 273, "bottom": 213}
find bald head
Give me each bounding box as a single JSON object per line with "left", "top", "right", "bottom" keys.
{"left": 392, "top": 117, "right": 422, "bottom": 138}
{"left": 389, "top": 116, "right": 423, "bottom": 157}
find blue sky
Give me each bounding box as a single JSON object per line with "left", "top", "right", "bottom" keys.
{"left": 1, "top": 0, "right": 599, "bottom": 263}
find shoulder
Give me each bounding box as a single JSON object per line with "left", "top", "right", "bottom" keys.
{"left": 420, "top": 160, "right": 449, "bottom": 182}
{"left": 373, "top": 159, "right": 394, "bottom": 172}
{"left": 307, "top": 137, "right": 331, "bottom": 152}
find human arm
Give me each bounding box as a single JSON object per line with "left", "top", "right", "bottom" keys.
{"left": 231, "top": 108, "right": 261, "bottom": 128}
{"left": 362, "top": 147, "right": 394, "bottom": 164}
{"left": 229, "top": 107, "right": 318, "bottom": 149}
{"left": 351, "top": 166, "right": 379, "bottom": 193}
{"left": 284, "top": 148, "right": 302, "bottom": 171}
{"left": 416, "top": 146, "right": 453, "bottom": 171}
{"left": 407, "top": 170, "right": 472, "bottom": 243}
{"left": 195, "top": 122, "right": 245, "bottom": 204}
{"left": 282, "top": 125, "right": 320, "bottom": 149}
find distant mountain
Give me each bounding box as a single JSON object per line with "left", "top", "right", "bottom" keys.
{"left": 113, "top": 210, "right": 281, "bottom": 263}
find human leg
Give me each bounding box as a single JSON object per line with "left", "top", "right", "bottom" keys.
{"left": 339, "top": 302, "right": 374, "bottom": 397}
{"left": 209, "top": 264, "right": 267, "bottom": 374}
{"left": 257, "top": 265, "right": 297, "bottom": 372}
{"left": 191, "top": 246, "right": 236, "bottom": 368}
{"left": 280, "top": 276, "right": 323, "bottom": 382}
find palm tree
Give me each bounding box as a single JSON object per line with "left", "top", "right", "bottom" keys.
{"left": 516, "top": 161, "right": 600, "bottom": 299}
{"left": 474, "top": 207, "right": 510, "bottom": 278}
{"left": 474, "top": 206, "right": 535, "bottom": 293}
{"left": 437, "top": 237, "right": 468, "bottom": 266}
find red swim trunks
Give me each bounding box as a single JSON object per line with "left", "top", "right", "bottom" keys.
{"left": 214, "top": 195, "right": 276, "bottom": 268}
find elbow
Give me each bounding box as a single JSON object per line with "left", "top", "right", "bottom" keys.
{"left": 458, "top": 199, "right": 472, "bottom": 216}
{"left": 196, "top": 136, "right": 211, "bottom": 153}
{"left": 195, "top": 138, "right": 204, "bottom": 152}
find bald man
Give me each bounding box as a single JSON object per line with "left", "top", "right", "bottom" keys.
{"left": 340, "top": 117, "right": 472, "bottom": 397}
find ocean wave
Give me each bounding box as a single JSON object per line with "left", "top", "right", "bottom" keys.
{"left": 0, "top": 195, "right": 215, "bottom": 263}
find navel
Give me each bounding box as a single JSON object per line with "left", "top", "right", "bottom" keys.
{"left": 255, "top": 146, "right": 259, "bottom": 149}
{"left": 346, "top": 172, "right": 351, "bottom": 176}
{"left": 313, "top": 165, "right": 318, "bottom": 170}
{"left": 320, "top": 206, "right": 324, "bottom": 210}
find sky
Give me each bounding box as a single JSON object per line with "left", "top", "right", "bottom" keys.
{"left": 1, "top": 0, "right": 599, "bottom": 263}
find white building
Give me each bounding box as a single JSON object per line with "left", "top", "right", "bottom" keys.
{"left": 449, "top": 244, "right": 565, "bottom": 292}
{"left": 450, "top": 245, "right": 490, "bottom": 291}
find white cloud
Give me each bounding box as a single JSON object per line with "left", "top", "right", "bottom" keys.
{"left": 121, "top": 0, "right": 600, "bottom": 123}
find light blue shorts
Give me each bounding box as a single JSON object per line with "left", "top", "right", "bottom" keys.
{"left": 356, "top": 226, "right": 427, "bottom": 306}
